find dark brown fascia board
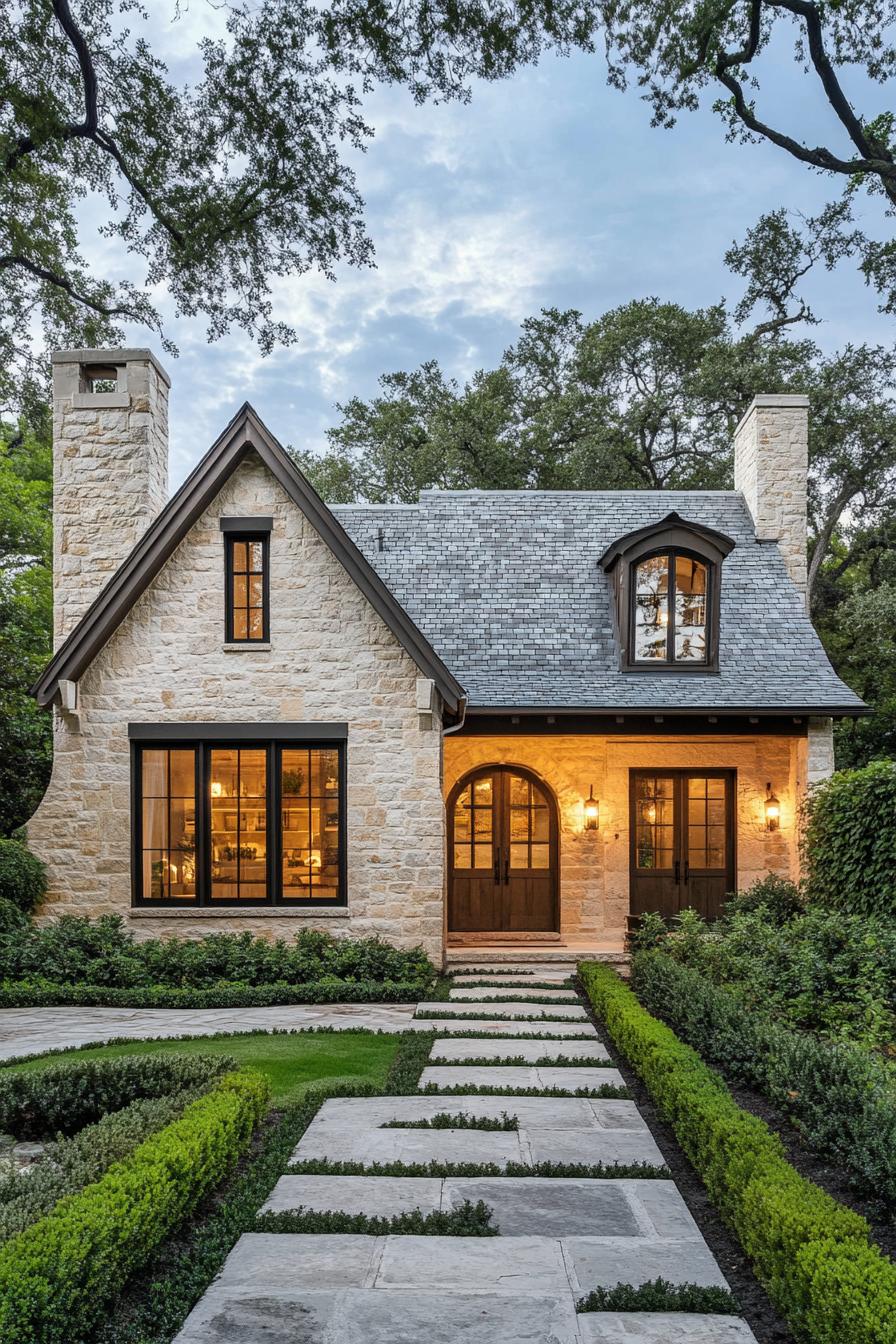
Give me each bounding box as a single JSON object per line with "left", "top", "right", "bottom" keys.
{"left": 599, "top": 511, "right": 736, "bottom": 571}
{"left": 129, "top": 721, "right": 348, "bottom": 741}
{"left": 462, "top": 703, "right": 870, "bottom": 719}
{"left": 33, "top": 403, "right": 465, "bottom": 712}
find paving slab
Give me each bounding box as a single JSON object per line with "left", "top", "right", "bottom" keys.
{"left": 448, "top": 986, "right": 580, "bottom": 1001}
{"left": 175, "top": 1288, "right": 581, "bottom": 1344}
{"left": 419, "top": 1065, "right": 626, "bottom": 1093}
{"left": 422, "top": 1019, "right": 599, "bottom": 1037}
{"left": 442, "top": 1177, "right": 642, "bottom": 1237}
{"left": 451, "top": 973, "right": 574, "bottom": 986}
{"left": 292, "top": 1126, "right": 526, "bottom": 1167}
{"left": 375, "top": 1234, "right": 571, "bottom": 1291}
{"left": 430, "top": 1037, "right": 611, "bottom": 1063}
{"left": 262, "top": 1175, "right": 443, "bottom": 1217}
{"left": 577, "top": 1314, "right": 758, "bottom": 1342}
{"left": 418, "top": 1001, "right": 588, "bottom": 1020}
{"left": 623, "top": 1180, "right": 703, "bottom": 1238}
{"left": 565, "top": 1237, "right": 729, "bottom": 1292}
{"left": 526, "top": 1129, "right": 665, "bottom": 1168}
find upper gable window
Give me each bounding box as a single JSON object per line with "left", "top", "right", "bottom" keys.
{"left": 220, "top": 517, "right": 273, "bottom": 644}
{"left": 600, "top": 512, "right": 734, "bottom": 673}
{"left": 634, "top": 552, "right": 708, "bottom": 664}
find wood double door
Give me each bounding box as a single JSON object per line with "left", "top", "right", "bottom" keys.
{"left": 630, "top": 769, "right": 736, "bottom": 922}
{"left": 448, "top": 766, "right": 559, "bottom": 933}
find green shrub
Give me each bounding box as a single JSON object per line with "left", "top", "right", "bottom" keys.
{"left": 0, "top": 978, "right": 427, "bottom": 1009}
{"left": 0, "top": 1052, "right": 233, "bottom": 1138}
{"left": 723, "top": 874, "right": 806, "bottom": 923}
{"left": 0, "top": 1092, "right": 194, "bottom": 1244}
{"left": 0, "top": 917, "right": 435, "bottom": 996}
{"left": 0, "top": 1068, "right": 269, "bottom": 1344}
{"left": 0, "top": 841, "right": 45, "bottom": 915}
{"left": 579, "top": 961, "right": 896, "bottom": 1344}
{"left": 577, "top": 1278, "right": 738, "bottom": 1314}
{"left": 632, "top": 949, "right": 896, "bottom": 1210}
{"left": 803, "top": 761, "right": 896, "bottom": 916}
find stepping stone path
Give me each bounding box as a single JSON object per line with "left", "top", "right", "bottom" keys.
{"left": 175, "top": 962, "right": 758, "bottom": 1344}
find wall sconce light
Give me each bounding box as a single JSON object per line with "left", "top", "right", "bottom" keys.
{"left": 764, "top": 783, "right": 780, "bottom": 832}
{"left": 583, "top": 786, "right": 599, "bottom": 831}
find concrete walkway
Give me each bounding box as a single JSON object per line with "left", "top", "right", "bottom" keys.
{"left": 174, "top": 963, "right": 759, "bottom": 1343}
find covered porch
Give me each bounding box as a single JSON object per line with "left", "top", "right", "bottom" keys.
{"left": 442, "top": 714, "right": 813, "bottom": 958}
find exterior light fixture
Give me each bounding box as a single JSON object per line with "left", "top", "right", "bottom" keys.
{"left": 583, "top": 786, "right": 599, "bottom": 831}
{"left": 764, "top": 783, "right": 780, "bottom": 832}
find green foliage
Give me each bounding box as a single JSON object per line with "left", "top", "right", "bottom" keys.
{"left": 0, "top": 918, "right": 435, "bottom": 1000}
{"left": 288, "top": 1156, "right": 669, "bottom": 1179}
{"left": 0, "top": 423, "right": 52, "bottom": 836}
{"left": 0, "top": 1068, "right": 268, "bottom": 1344}
{"left": 722, "top": 874, "right": 806, "bottom": 924}
{"left": 0, "top": 1052, "right": 232, "bottom": 1138}
{"left": 633, "top": 950, "right": 896, "bottom": 1211}
{"left": 256, "top": 1198, "right": 498, "bottom": 1236}
{"left": 577, "top": 1278, "right": 738, "bottom": 1314}
{"left": 628, "top": 910, "right": 668, "bottom": 951}
{"left": 417, "top": 1082, "right": 630, "bottom": 1099}
{"left": 803, "top": 762, "right": 896, "bottom": 916}
{"left": 0, "top": 840, "right": 45, "bottom": 914}
{"left": 0, "top": 1093, "right": 193, "bottom": 1245}
{"left": 580, "top": 962, "right": 896, "bottom": 1344}
{"left": 382, "top": 1111, "right": 518, "bottom": 1131}
{"left": 646, "top": 903, "right": 896, "bottom": 1046}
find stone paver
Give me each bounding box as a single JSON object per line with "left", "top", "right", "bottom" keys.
{"left": 417, "top": 1000, "right": 588, "bottom": 1019}
{"left": 0, "top": 1004, "right": 420, "bottom": 1061}
{"left": 430, "top": 1037, "right": 611, "bottom": 1063}
{"left": 418, "top": 1065, "right": 626, "bottom": 1093}
{"left": 579, "top": 1315, "right": 758, "bottom": 1342}
{"left": 448, "top": 986, "right": 580, "bottom": 1001}
{"left": 171, "top": 970, "right": 758, "bottom": 1344}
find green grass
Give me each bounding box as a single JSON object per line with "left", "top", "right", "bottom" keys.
{"left": 5, "top": 1031, "right": 401, "bottom": 1104}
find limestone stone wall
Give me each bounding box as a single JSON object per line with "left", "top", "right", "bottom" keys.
{"left": 28, "top": 453, "right": 445, "bottom": 961}
{"left": 444, "top": 732, "right": 803, "bottom": 943}
{"left": 734, "top": 394, "right": 809, "bottom": 603}
{"left": 51, "top": 349, "right": 170, "bottom": 645}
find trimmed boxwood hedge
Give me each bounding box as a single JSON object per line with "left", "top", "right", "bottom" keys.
{"left": 580, "top": 961, "right": 896, "bottom": 1344}
{"left": 0, "top": 1052, "right": 234, "bottom": 1138}
{"left": 631, "top": 949, "right": 896, "bottom": 1210}
{"left": 0, "top": 1068, "right": 269, "bottom": 1344}
{"left": 0, "top": 979, "right": 427, "bottom": 1008}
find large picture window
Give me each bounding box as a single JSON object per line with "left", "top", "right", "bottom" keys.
{"left": 133, "top": 735, "right": 345, "bottom": 906}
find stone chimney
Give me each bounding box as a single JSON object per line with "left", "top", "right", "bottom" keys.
{"left": 51, "top": 348, "right": 170, "bottom": 646}
{"left": 733, "top": 394, "right": 809, "bottom": 605}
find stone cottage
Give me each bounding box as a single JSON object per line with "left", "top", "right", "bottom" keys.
{"left": 27, "top": 348, "right": 866, "bottom": 964}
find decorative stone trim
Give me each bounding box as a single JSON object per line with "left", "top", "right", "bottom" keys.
{"left": 222, "top": 642, "right": 272, "bottom": 652}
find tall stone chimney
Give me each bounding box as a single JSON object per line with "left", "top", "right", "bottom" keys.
{"left": 733, "top": 394, "right": 809, "bottom": 605}
{"left": 51, "top": 348, "right": 170, "bottom": 646}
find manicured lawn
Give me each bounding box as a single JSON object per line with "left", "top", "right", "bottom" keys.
{"left": 6, "top": 1030, "right": 401, "bottom": 1104}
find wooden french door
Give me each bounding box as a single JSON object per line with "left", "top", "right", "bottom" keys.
{"left": 448, "top": 766, "right": 559, "bottom": 933}
{"left": 629, "top": 770, "right": 735, "bottom": 922}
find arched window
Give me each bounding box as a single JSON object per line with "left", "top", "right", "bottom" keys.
{"left": 600, "top": 512, "right": 734, "bottom": 671}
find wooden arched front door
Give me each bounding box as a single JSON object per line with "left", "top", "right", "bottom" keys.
{"left": 448, "top": 766, "right": 559, "bottom": 933}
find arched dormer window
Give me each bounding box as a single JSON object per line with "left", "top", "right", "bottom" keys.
{"left": 599, "top": 512, "right": 735, "bottom": 672}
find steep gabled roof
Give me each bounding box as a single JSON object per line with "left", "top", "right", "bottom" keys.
{"left": 32, "top": 405, "right": 465, "bottom": 711}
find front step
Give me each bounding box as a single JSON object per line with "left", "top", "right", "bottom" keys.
{"left": 445, "top": 948, "right": 628, "bottom": 969}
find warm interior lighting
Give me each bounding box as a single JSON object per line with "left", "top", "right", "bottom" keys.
{"left": 583, "top": 786, "right": 599, "bottom": 831}
{"left": 210, "top": 780, "right": 223, "bottom": 797}
{"left": 765, "top": 783, "right": 780, "bottom": 832}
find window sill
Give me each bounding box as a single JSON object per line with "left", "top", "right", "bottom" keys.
{"left": 222, "top": 642, "right": 271, "bottom": 652}
{"left": 130, "top": 906, "right": 349, "bottom": 918}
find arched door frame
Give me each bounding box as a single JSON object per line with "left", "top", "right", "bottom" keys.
{"left": 447, "top": 762, "right": 560, "bottom": 934}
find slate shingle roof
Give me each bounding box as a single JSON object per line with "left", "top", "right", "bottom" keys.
{"left": 334, "top": 489, "right": 865, "bottom": 714}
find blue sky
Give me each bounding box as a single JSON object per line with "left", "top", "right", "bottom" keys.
{"left": 102, "top": 5, "right": 895, "bottom": 486}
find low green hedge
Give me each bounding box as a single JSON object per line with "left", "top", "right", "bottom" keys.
{"left": 631, "top": 949, "right": 896, "bottom": 1209}
{"left": 0, "top": 1052, "right": 233, "bottom": 1137}
{"left": 0, "top": 1068, "right": 269, "bottom": 1344}
{"left": 0, "top": 978, "right": 426, "bottom": 1008}
{"left": 579, "top": 962, "right": 896, "bottom": 1344}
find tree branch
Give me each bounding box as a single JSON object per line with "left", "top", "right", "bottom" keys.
{"left": 0, "top": 253, "right": 137, "bottom": 319}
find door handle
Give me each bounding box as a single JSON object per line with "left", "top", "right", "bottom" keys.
{"left": 493, "top": 852, "right": 501, "bottom": 884}
{"left": 504, "top": 854, "right": 510, "bottom": 885}
{"left": 674, "top": 859, "right": 680, "bottom": 885}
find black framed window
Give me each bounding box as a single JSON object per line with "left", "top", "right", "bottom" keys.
{"left": 631, "top": 550, "right": 710, "bottom": 665}
{"left": 225, "top": 534, "right": 269, "bottom": 642}
{"left": 133, "top": 738, "right": 346, "bottom": 906}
